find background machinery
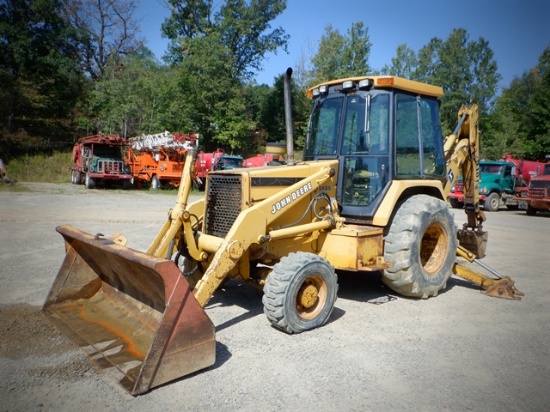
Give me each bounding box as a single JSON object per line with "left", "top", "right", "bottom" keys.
{"left": 70, "top": 133, "right": 132, "bottom": 189}
{"left": 193, "top": 149, "right": 244, "bottom": 190}
{"left": 43, "top": 69, "right": 521, "bottom": 395}
{"left": 243, "top": 152, "right": 285, "bottom": 167}
{"left": 516, "top": 160, "right": 550, "bottom": 215}
{"left": 125, "top": 131, "right": 197, "bottom": 189}
{"left": 448, "top": 154, "right": 547, "bottom": 211}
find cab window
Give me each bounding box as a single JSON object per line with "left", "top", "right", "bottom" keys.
{"left": 395, "top": 93, "right": 444, "bottom": 178}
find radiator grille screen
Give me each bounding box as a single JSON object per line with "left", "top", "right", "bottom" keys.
{"left": 205, "top": 174, "right": 243, "bottom": 237}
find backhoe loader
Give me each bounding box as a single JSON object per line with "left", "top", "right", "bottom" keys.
{"left": 43, "top": 69, "right": 522, "bottom": 395}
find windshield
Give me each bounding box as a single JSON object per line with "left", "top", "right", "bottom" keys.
{"left": 480, "top": 164, "right": 503, "bottom": 174}
{"left": 218, "top": 157, "right": 243, "bottom": 169}
{"left": 305, "top": 92, "right": 390, "bottom": 159}
{"left": 90, "top": 144, "right": 123, "bottom": 159}
{"left": 305, "top": 92, "right": 391, "bottom": 211}
{"left": 305, "top": 96, "right": 343, "bottom": 157}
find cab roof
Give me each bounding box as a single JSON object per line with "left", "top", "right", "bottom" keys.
{"left": 307, "top": 75, "right": 444, "bottom": 98}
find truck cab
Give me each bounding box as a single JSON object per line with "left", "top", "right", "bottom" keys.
{"left": 448, "top": 160, "right": 515, "bottom": 211}
{"left": 478, "top": 160, "right": 516, "bottom": 211}
{"left": 213, "top": 155, "right": 244, "bottom": 171}
{"left": 517, "top": 162, "right": 550, "bottom": 215}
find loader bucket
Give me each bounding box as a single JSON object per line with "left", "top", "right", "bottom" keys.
{"left": 43, "top": 225, "right": 215, "bottom": 395}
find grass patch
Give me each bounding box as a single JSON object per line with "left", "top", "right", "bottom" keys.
{"left": 4, "top": 151, "right": 72, "bottom": 183}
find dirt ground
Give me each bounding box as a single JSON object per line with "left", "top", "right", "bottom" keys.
{"left": 1, "top": 182, "right": 549, "bottom": 411}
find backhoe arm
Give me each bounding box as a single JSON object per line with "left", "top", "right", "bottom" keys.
{"left": 443, "top": 106, "right": 523, "bottom": 299}
{"left": 444, "top": 104, "right": 488, "bottom": 258}
{"left": 453, "top": 246, "right": 523, "bottom": 300}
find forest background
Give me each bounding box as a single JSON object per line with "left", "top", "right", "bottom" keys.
{"left": 1, "top": 0, "right": 549, "bottom": 167}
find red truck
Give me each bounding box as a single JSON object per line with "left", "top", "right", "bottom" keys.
{"left": 71, "top": 133, "right": 132, "bottom": 189}
{"left": 243, "top": 153, "right": 284, "bottom": 167}
{"left": 125, "top": 131, "right": 197, "bottom": 189}
{"left": 516, "top": 161, "right": 550, "bottom": 215}
{"left": 448, "top": 154, "right": 547, "bottom": 211}
{"left": 193, "top": 149, "right": 244, "bottom": 190}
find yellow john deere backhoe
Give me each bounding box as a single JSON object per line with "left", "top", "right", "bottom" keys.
{"left": 43, "top": 69, "right": 522, "bottom": 395}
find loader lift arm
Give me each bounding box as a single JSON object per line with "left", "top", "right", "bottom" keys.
{"left": 165, "top": 160, "right": 337, "bottom": 308}
{"left": 443, "top": 104, "right": 522, "bottom": 299}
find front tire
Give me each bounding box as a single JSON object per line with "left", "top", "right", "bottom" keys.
{"left": 484, "top": 192, "right": 500, "bottom": 211}
{"left": 85, "top": 173, "right": 95, "bottom": 189}
{"left": 262, "top": 252, "right": 338, "bottom": 334}
{"left": 382, "top": 195, "right": 457, "bottom": 299}
{"left": 449, "top": 198, "right": 463, "bottom": 209}
{"left": 151, "top": 175, "right": 161, "bottom": 190}
{"left": 526, "top": 205, "right": 537, "bottom": 216}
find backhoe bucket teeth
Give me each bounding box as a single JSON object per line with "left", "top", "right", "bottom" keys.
{"left": 482, "top": 277, "right": 524, "bottom": 300}
{"left": 43, "top": 225, "right": 216, "bottom": 395}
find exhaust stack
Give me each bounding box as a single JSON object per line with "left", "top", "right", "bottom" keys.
{"left": 283, "top": 67, "right": 295, "bottom": 166}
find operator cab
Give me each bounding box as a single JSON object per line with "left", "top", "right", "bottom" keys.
{"left": 305, "top": 76, "right": 446, "bottom": 219}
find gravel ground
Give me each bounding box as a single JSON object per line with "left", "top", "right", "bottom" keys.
{"left": 1, "top": 182, "right": 549, "bottom": 411}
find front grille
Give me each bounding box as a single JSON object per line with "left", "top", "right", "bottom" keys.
{"left": 98, "top": 160, "right": 123, "bottom": 174}
{"left": 529, "top": 180, "right": 549, "bottom": 199}
{"left": 205, "top": 174, "right": 242, "bottom": 238}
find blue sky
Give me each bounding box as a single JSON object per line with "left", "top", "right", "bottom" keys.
{"left": 137, "top": 0, "right": 549, "bottom": 92}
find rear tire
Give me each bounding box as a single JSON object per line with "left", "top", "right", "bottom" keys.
{"left": 71, "top": 170, "right": 80, "bottom": 184}
{"left": 383, "top": 195, "right": 457, "bottom": 299}
{"left": 484, "top": 192, "right": 500, "bottom": 211}
{"left": 262, "top": 252, "right": 338, "bottom": 334}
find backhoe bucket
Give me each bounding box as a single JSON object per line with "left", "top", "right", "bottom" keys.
{"left": 43, "top": 225, "right": 216, "bottom": 395}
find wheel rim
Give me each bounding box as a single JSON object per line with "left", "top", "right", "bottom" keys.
{"left": 296, "top": 275, "right": 327, "bottom": 320}
{"left": 420, "top": 223, "right": 448, "bottom": 275}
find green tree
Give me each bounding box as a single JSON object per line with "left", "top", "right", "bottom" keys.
{"left": 88, "top": 49, "right": 163, "bottom": 137}
{"left": 381, "top": 44, "right": 418, "bottom": 78}
{"left": 525, "top": 46, "right": 550, "bottom": 159}
{"left": 310, "top": 22, "right": 371, "bottom": 85}
{"left": 488, "top": 45, "right": 550, "bottom": 160}
{"left": 161, "top": 0, "right": 288, "bottom": 150}
{"left": 310, "top": 25, "right": 345, "bottom": 84}
{"left": 175, "top": 33, "right": 255, "bottom": 150}
{"left": 415, "top": 37, "right": 442, "bottom": 83}
{"left": 340, "top": 22, "right": 371, "bottom": 76}
{"left": 259, "top": 73, "right": 308, "bottom": 149}
{"left": 162, "top": 0, "right": 288, "bottom": 80}
{"left": 0, "top": 0, "right": 85, "bottom": 157}
{"left": 215, "top": 0, "right": 289, "bottom": 79}
{"left": 419, "top": 29, "right": 500, "bottom": 133}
